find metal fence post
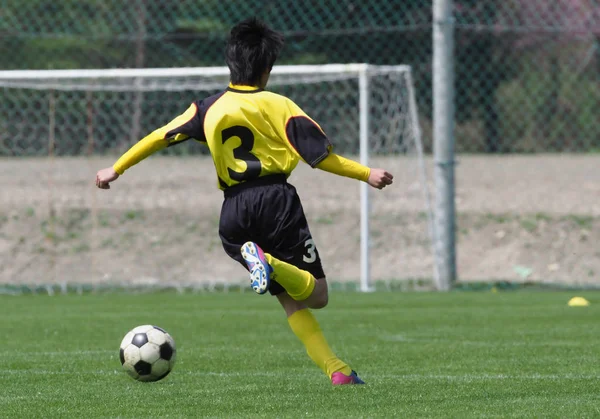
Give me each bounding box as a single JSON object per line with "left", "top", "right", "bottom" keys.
{"left": 359, "top": 64, "right": 372, "bottom": 292}
{"left": 433, "top": 0, "right": 456, "bottom": 290}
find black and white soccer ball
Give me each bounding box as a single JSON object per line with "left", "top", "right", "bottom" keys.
{"left": 119, "top": 325, "right": 176, "bottom": 382}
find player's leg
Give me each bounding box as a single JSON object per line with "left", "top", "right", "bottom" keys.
{"left": 235, "top": 243, "right": 363, "bottom": 384}
{"left": 240, "top": 240, "right": 326, "bottom": 306}
{"left": 223, "top": 181, "right": 364, "bottom": 385}
{"left": 262, "top": 249, "right": 326, "bottom": 307}
{"left": 276, "top": 290, "right": 364, "bottom": 385}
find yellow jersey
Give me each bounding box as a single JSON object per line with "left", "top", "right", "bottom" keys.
{"left": 114, "top": 83, "right": 333, "bottom": 190}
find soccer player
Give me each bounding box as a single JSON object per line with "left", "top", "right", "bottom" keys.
{"left": 96, "top": 18, "right": 393, "bottom": 385}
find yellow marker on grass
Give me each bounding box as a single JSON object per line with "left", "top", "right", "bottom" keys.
{"left": 568, "top": 297, "right": 590, "bottom": 307}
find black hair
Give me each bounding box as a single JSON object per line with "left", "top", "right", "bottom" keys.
{"left": 225, "top": 18, "right": 284, "bottom": 86}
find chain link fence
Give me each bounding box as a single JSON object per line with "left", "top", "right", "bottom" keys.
{"left": 2, "top": 0, "right": 599, "bottom": 154}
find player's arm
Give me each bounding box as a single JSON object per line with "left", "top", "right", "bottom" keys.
{"left": 316, "top": 154, "right": 393, "bottom": 190}
{"left": 113, "top": 103, "right": 201, "bottom": 174}
{"left": 96, "top": 103, "right": 203, "bottom": 189}
{"left": 281, "top": 99, "right": 393, "bottom": 189}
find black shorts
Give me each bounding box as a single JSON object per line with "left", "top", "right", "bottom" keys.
{"left": 219, "top": 174, "right": 325, "bottom": 295}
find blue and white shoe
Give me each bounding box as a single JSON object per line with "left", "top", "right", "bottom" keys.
{"left": 240, "top": 242, "right": 272, "bottom": 295}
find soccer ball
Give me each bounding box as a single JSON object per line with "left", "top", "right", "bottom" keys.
{"left": 119, "top": 325, "right": 176, "bottom": 382}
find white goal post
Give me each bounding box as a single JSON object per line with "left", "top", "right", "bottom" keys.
{"left": 0, "top": 64, "right": 438, "bottom": 292}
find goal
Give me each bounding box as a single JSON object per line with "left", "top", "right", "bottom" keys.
{"left": 0, "top": 64, "right": 437, "bottom": 293}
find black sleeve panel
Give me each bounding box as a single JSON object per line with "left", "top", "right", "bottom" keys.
{"left": 285, "top": 116, "right": 331, "bottom": 167}
{"left": 163, "top": 106, "right": 202, "bottom": 145}
{"left": 165, "top": 91, "right": 227, "bottom": 145}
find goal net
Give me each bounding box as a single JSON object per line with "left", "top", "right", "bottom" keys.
{"left": 0, "top": 64, "right": 437, "bottom": 293}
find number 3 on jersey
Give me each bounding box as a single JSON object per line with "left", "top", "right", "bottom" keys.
{"left": 221, "top": 126, "right": 262, "bottom": 182}
{"left": 303, "top": 239, "right": 318, "bottom": 263}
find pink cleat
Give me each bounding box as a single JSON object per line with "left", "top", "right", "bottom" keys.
{"left": 331, "top": 370, "right": 366, "bottom": 385}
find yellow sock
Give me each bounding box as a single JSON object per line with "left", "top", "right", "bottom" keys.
{"left": 265, "top": 254, "right": 315, "bottom": 301}
{"left": 287, "top": 308, "right": 352, "bottom": 378}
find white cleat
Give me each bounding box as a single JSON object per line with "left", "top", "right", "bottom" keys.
{"left": 241, "top": 242, "right": 272, "bottom": 294}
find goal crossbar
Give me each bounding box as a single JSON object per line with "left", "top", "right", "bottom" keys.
{"left": 0, "top": 64, "right": 411, "bottom": 80}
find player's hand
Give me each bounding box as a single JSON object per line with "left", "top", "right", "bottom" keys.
{"left": 96, "top": 167, "right": 119, "bottom": 189}
{"left": 367, "top": 168, "right": 393, "bottom": 190}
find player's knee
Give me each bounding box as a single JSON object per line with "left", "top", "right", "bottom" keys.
{"left": 311, "top": 293, "right": 328, "bottom": 309}
{"left": 309, "top": 277, "right": 328, "bottom": 309}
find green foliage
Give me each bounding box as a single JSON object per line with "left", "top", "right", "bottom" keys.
{"left": 564, "top": 214, "right": 594, "bottom": 229}
{"left": 497, "top": 68, "right": 600, "bottom": 152}
{"left": 519, "top": 217, "right": 538, "bottom": 233}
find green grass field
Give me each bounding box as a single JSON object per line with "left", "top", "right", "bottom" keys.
{"left": 1, "top": 291, "right": 599, "bottom": 418}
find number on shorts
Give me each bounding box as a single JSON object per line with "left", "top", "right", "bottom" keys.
{"left": 303, "top": 239, "right": 317, "bottom": 263}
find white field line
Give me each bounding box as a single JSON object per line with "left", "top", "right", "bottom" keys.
{"left": 0, "top": 350, "right": 114, "bottom": 357}
{"left": 378, "top": 335, "right": 590, "bottom": 347}
{"left": 0, "top": 395, "right": 33, "bottom": 402}
{"left": 0, "top": 346, "right": 255, "bottom": 358}
{"left": 1, "top": 370, "right": 599, "bottom": 381}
